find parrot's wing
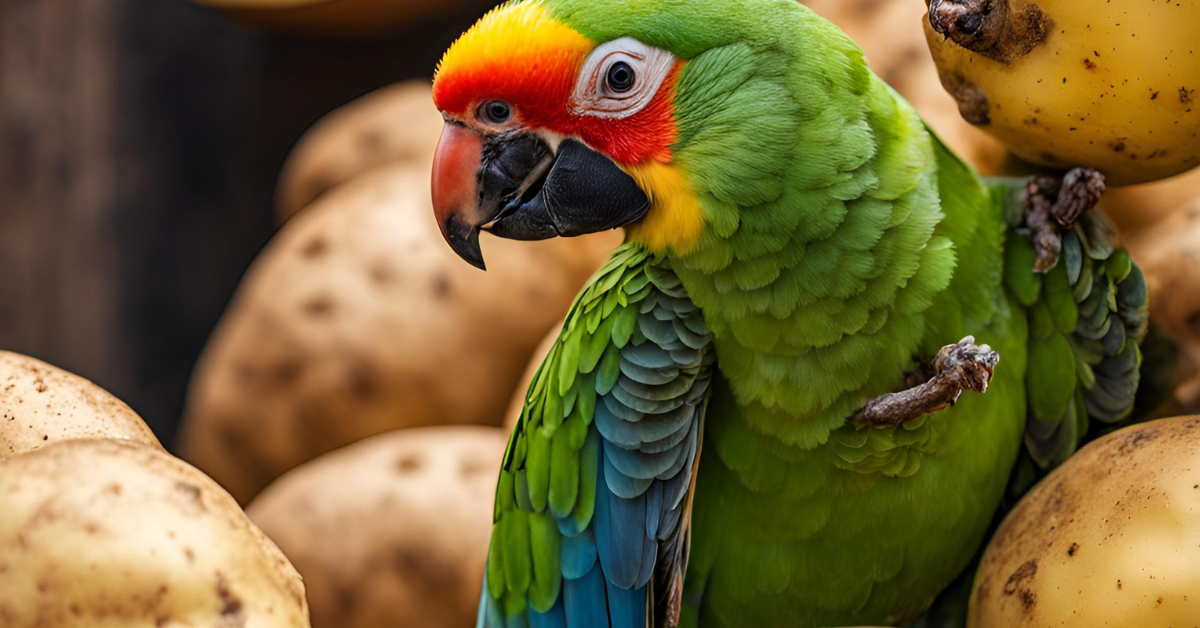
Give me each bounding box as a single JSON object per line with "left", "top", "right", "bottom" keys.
{"left": 1002, "top": 206, "right": 1149, "bottom": 469}
{"left": 479, "top": 243, "right": 714, "bottom": 628}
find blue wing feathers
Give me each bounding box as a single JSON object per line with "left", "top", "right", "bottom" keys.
{"left": 480, "top": 247, "right": 712, "bottom": 628}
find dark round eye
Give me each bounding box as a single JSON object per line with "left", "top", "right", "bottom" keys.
{"left": 481, "top": 100, "right": 512, "bottom": 124}
{"left": 606, "top": 61, "right": 635, "bottom": 93}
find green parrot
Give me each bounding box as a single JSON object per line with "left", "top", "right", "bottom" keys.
{"left": 427, "top": 0, "right": 1150, "bottom": 625}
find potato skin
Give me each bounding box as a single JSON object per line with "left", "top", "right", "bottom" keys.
{"left": 1127, "top": 201, "right": 1200, "bottom": 410}
{"left": 0, "top": 351, "right": 161, "bottom": 459}
{"left": 275, "top": 82, "right": 443, "bottom": 222}
{"left": 178, "top": 165, "right": 619, "bottom": 503}
{"left": 969, "top": 416, "right": 1200, "bottom": 627}
{"left": 0, "top": 439, "right": 309, "bottom": 628}
{"left": 925, "top": 0, "right": 1200, "bottom": 186}
{"left": 247, "top": 426, "right": 506, "bottom": 628}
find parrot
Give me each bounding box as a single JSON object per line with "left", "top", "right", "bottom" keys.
{"left": 427, "top": 0, "right": 1151, "bottom": 625}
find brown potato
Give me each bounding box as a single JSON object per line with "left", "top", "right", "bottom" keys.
{"left": 178, "top": 164, "right": 619, "bottom": 503}
{"left": 0, "top": 438, "right": 309, "bottom": 628}
{"left": 0, "top": 351, "right": 161, "bottom": 459}
{"left": 247, "top": 426, "right": 505, "bottom": 628}
{"left": 969, "top": 416, "right": 1200, "bottom": 626}
{"left": 190, "top": 0, "right": 492, "bottom": 39}
{"left": 275, "top": 82, "right": 444, "bottom": 222}
{"left": 1127, "top": 200, "right": 1200, "bottom": 411}
{"left": 1099, "top": 167, "right": 1200, "bottom": 237}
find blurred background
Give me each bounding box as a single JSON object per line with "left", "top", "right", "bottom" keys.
{"left": 0, "top": 0, "right": 492, "bottom": 445}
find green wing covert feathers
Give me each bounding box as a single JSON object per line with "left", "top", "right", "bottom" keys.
{"left": 481, "top": 244, "right": 715, "bottom": 627}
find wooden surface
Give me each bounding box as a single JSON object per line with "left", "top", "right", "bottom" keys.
{"left": 0, "top": 0, "right": 489, "bottom": 446}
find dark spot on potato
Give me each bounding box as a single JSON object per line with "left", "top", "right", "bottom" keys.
{"left": 369, "top": 262, "right": 396, "bottom": 286}
{"left": 300, "top": 237, "right": 328, "bottom": 259}
{"left": 1155, "top": 595, "right": 1164, "bottom": 608}
{"left": 1083, "top": 58, "right": 1096, "bottom": 70}
{"left": 1111, "top": 141, "right": 1127, "bottom": 153}
{"left": 216, "top": 573, "right": 246, "bottom": 626}
{"left": 34, "top": 381, "right": 47, "bottom": 393}
{"left": 271, "top": 358, "right": 304, "bottom": 386}
{"left": 347, "top": 362, "right": 380, "bottom": 400}
{"left": 396, "top": 454, "right": 423, "bottom": 474}
{"left": 432, "top": 273, "right": 453, "bottom": 299}
{"left": 184, "top": 547, "right": 195, "bottom": 563}
{"left": 303, "top": 296, "right": 335, "bottom": 318}
{"left": 1067, "top": 542, "right": 1079, "bottom": 556}
{"left": 460, "top": 457, "right": 489, "bottom": 477}
{"left": 174, "top": 481, "right": 207, "bottom": 513}
{"left": 1119, "top": 427, "right": 1160, "bottom": 453}
{"left": 1181, "top": 87, "right": 1195, "bottom": 105}
{"left": 335, "top": 585, "right": 357, "bottom": 613}
{"left": 107, "top": 483, "right": 123, "bottom": 496}
{"left": 937, "top": 71, "right": 991, "bottom": 126}
{"left": 1152, "top": 91, "right": 1160, "bottom": 100}
{"left": 1003, "top": 559, "right": 1039, "bottom": 612}
{"left": 1117, "top": 579, "right": 1123, "bottom": 590}
{"left": 357, "top": 130, "right": 386, "bottom": 153}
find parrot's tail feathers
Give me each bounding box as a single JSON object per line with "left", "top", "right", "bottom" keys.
{"left": 563, "top": 563, "right": 612, "bottom": 627}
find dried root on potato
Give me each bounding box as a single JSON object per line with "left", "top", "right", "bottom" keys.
{"left": 247, "top": 426, "right": 506, "bottom": 628}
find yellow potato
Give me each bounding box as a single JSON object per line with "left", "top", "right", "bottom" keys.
{"left": 275, "top": 81, "right": 444, "bottom": 222}
{"left": 1127, "top": 200, "right": 1200, "bottom": 411}
{"left": 189, "top": 0, "right": 490, "bottom": 39}
{"left": 0, "top": 438, "right": 309, "bottom": 628}
{"left": 247, "top": 426, "right": 505, "bottom": 628}
{"left": 969, "top": 415, "right": 1200, "bottom": 626}
{"left": 178, "top": 164, "right": 619, "bottom": 503}
{"left": 925, "top": 0, "right": 1200, "bottom": 185}
{"left": 0, "top": 351, "right": 160, "bottom": 459}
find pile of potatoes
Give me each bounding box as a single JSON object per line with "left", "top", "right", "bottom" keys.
{"left": 177, "top": 81, "right": 620, "bottom": 505}
{"left": 0, "top": 351, "right": 310, "bottom": 627}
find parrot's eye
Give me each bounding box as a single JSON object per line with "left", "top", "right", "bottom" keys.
{"left": 570, "top": 37, "right": 676, "bottom": 120}
{"left": 606, "top": 62, "right": 635, "bottom": 93}
{"left": 479, "top": 100, "right": 513, "bottom": 125}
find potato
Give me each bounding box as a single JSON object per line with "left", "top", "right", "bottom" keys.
{"left": 178, "top": 164, "right": 619, "bottom": 503}
{"left": 247, "top": 426, "right": 505, "bottom": 628}
{"left": 925, "top": 0, "right": 1200, "bottom": 185}
{"left": 802, "top": 0, "right": 1009, "bottom": 175}
{"left": 1127, "top": 200, "right": 1200, "bottom": 411}
{"left": 0, "top": 351, "right": 161, "bottom": 459}
{"left": 276, "top": 82, "right": 444, "bottom": 222}
{"left": 189, "top": 0, "right": 492, "bottom": 39}
{"left": 969, "top": 416, "right": 1200, "bottom": 626}
{"left": 0, "top": 438, "right": 309, "bottom": 628}
{"left": 1098, "top": 167, "right": 1200, "bottom": 237}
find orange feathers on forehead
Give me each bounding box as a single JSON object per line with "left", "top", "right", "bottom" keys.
{"left": 433, "top": 3, "right": 594, "bottom": 123}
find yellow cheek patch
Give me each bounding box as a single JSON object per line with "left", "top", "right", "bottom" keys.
{"left": 623, "top": 161, "right": 706, "bottom": 255}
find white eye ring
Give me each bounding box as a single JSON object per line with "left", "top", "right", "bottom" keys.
{"left": 569, "top": 37, "right": 676, "bottom": 120}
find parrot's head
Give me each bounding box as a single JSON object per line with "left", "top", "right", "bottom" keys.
{"left": 430, "top": 0, "right": 717, "bottom": 269}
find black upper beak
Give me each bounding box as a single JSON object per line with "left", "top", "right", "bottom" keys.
{"left": 431, "top": 124, "right": 650, "bottom": 270}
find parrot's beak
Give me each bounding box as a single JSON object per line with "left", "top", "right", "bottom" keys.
{"left": 431, "top": 122, "right": 651, "bottom": 270}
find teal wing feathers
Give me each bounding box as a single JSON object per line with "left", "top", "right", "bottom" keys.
{"left": 1001, "top": 197, "right": 1150, "bottom": 469}
{"left": 479, "top": 243, "right": 715, "bottom": 628}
